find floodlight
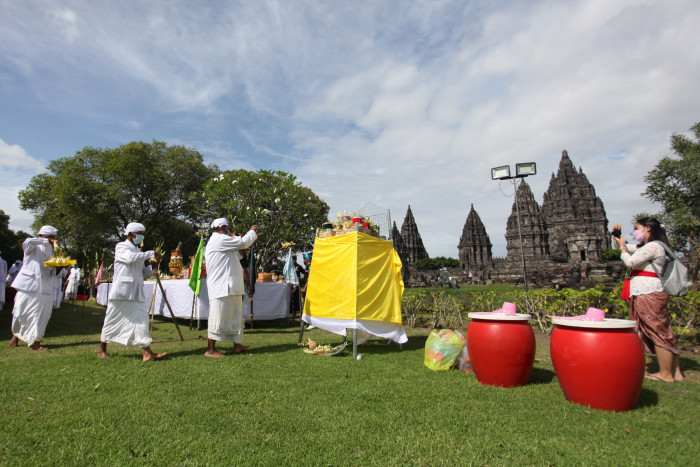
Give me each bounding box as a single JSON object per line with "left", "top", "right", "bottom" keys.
{"left": 515, "top": 162, "right": 537, "bottom": 177}
{"left": 491, "top": 165, "right": 511, "bottom": 180}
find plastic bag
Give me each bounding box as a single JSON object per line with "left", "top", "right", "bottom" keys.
{"left": 424, "top": 329, "right": 465, "bottom": 371}
{"left": 457, "top": 343, "right": 473, "bottom": 373}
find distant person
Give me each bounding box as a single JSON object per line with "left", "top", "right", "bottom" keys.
{"left": 204, "top": 218, "right": 258, "bottom": 358}
{"left": 9, "top": 226, "right": 61, "bottom": 350}
{"left": 64, "top": 264, "right": 80, "bottom": 300}
{"left": 0, "top": 250, "right": 7, "bottom": 309}
{"left": 98, "top": 222, "right": 166, "bottom": 361}
{"left": 612, "top": 218, "right": 683, "bottom": 382}
{"left": 53, "top": 267, "right": 68, "bottom": 309}
{"left": 7, "top": 260, "right": 22, "bottom": 285}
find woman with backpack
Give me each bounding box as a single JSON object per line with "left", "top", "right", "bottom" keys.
{"left": 612, "top": 217, "right": 683, "bottom": 382}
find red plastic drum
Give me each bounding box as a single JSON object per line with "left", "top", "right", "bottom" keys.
{"left": 467, "top": 313, "right": 536, "bottom": 387}
{"left": 550, "top": 318, "right": 644, "bottom": 412}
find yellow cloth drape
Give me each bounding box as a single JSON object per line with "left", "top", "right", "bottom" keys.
{"left": 303, "top": 232, "right": 404, "bottom": 324}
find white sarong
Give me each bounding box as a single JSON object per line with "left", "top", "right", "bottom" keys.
{"left": 53, "top": 282, "right": 63, "bottom": 309}
{"left": 208, "top": 295, "right": 243, "bottom": 343}
{"left": 11, "top": 290, "right": 53, "bottom": 346}
{"left": 101, "top": 299, "right": 152, "bottom": 348}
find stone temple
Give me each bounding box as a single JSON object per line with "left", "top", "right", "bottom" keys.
{"left": 395, "top": 150, "right": 623, "bottom": 287}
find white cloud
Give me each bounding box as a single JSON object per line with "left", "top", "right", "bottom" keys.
{"left": 1, "top": 0, "right": 698, "bottom": 258}
{"left": 0, "top": 184, "right": 35, "bottom": 234}
{"left": 0, "top": 139, "right": 44, "bottom": 171}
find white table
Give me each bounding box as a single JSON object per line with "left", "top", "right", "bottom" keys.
{"left": 96, "top": 279, "right": 291, "bottom": 322}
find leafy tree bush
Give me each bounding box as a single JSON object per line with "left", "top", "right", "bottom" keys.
{"left": 643, "top": 122, "right": 700, "bottom": 285}
{"left": 18, "top": 141, "right": 215, "bottom": 265}
{"left": 200, "top": 169, "right": 329, "bottom": 272}
{"left": 0, "top": 209, "right": 31, "bottom": 264}
{"left": 413, "top": 256, "right": 460, "bottom": 270}
{"left": 601, "top": 248, "right": 621, "bottom": 261}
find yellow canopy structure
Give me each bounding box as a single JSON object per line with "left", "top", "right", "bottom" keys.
{"left": 303, "top": 232, "right": 404, "bottom": 325}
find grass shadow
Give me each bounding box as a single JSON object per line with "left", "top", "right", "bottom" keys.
{"left": 645, "top": 355, "right": 700, "bottom": 375}
{"left": 635, "top": 387, "right": 659, "bottom": 408}
{"left": 528, "top": 367, "right": 556, "bottom": 385}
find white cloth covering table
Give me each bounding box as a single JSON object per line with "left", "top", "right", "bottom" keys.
{"left": 97, "top": 279, "right": 290, "bottom": 321}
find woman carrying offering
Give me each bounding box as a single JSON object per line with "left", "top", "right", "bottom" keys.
{"left": 612, "top": 217, "right": 683, "bottom": 382}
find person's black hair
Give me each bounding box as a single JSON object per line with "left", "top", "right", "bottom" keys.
{"left": 636, "top": 217, "right": 670, "bottom": 245}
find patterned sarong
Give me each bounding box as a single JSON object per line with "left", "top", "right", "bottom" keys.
{"left": 629, "top": 291, "right": 679, "bottom": 355}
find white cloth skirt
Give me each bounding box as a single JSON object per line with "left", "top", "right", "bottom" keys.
{"left": 101, "top": 299, "right": 152, "bottom": 348}
{"left": 208, "top": 295, "right": 244, "bottom": 343}
{"left": 65, "top": 280, "right": 79, "bottom": 300}
{"left": 11, "top": 290, "right": 54, "bottom": 346}
{"left": 53, "top": 284, "right": 63, "bottom": 309}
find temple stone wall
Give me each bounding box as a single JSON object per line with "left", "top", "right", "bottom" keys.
{"left": 395, "top": 150, "right": 622, "bottom": 289}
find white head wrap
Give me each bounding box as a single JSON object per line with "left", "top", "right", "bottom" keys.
{"left": 124, "top": 222, "right": 146, "bottom": 235}
{"left": 211, "top": 218, "right": 228, "bottom": 229}
{"left": 38, "top": 225, "right": 58, "bottom": 236}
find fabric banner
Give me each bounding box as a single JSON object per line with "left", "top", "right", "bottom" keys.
{"left": 303, "top": 231, "right": 404, "bottom": 324}
{"left": 189, "top": 236, "right": 205, "bottom": 296}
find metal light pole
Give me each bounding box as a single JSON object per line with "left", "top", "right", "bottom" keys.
{"left": 491, "top": 162, "right": 537, "bottom": 302}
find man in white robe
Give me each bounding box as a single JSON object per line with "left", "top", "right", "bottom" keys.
{"left": 204, "top": 218, "right": 257, "bottom": 358}
{"left": 53, "top": 267, "right": 68, "bottom": 309}
{"left": 64, "top": 265, "right": 80, "bottom": 300}
{"left": 9, "top": 226, "right": 60, "bottom": 350}
{"left": 98, "top": 222, "right": 166, "bottom": 361}
{"left": 0, "top": 250, "right": 7, "bottom": 310}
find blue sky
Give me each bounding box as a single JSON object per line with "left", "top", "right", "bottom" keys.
{"left": 2, "top": 0, "right": 699, "bottom": 257}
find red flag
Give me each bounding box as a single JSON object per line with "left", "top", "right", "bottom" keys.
{"left": 96, "top": 260, "right": 104, "bottom": 283}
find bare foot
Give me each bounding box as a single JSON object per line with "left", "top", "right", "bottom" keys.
{"left": 233, "top": 343, "right": 250, "bottom": 354}
{"left": 675, "top": 370, "right": 685, "bottom": 382}
{"left": 8, "top": 336, "right": 19, "bottom": 347}
{"left": 645, "top": 373, "right": 674, "bottom": 383}
{"left": 31, "top": 342, "right": 48, "bottom": 351}
{"left": 143, "top": 352, "right": 167, "bottom": 362}
{"left": 97, "top": 352, "right": 110, "bottom": 360}
{"left": 205, "top": 350, "right": 226, "bottom": 358}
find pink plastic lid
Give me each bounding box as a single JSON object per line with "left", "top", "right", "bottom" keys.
{"left": 551, "top": 318, "right": 637, "bottom": 329}
{"left": 468, "top": 312, "right": 531, "bottom": 321}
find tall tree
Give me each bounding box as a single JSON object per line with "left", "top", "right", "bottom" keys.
{"left": 18, "top": 141, "right": 216, "bottom": 263}
{"left": 0, "top": 210, "right": 31, "bottom": 264}
{"left": 643, "top": 122, "right": 700, "bottom": 284}
{"left": 200, "top": 169, "right": 329, "bottom": 271}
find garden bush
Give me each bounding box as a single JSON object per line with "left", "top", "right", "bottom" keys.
{"left": 402, "top": 286, "right": 699, "bottom": 345}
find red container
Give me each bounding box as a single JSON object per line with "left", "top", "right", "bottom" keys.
{"left": 352, "top": 217, "right": 362, "bottom": 224}
{"left": 467, "top": 313, "right": 536, "bottom": 387}
{"left": 550, "top": 318, "right": 644, "bottom": 412}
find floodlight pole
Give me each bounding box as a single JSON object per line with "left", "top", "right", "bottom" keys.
{"left": 492, "top": 163, "right": 536, "bottom": 304}
{"left": 512, "top": 177, "right": 529, "bottom": 298}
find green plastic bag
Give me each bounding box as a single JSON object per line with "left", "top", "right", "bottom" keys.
{"left": 424, "top": 329, "right": 465, "bottom": 371}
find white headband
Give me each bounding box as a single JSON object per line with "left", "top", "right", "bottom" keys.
{"left": 211, "top": 218, "right": 228, "bottom": 229}
{"left": 124, "top": 222, "right": 146, "bottom": 235}
{"left": 38, "top": 225, "right": 57, "bottom": 236}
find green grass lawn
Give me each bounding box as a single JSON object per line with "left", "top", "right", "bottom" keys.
{"left": 1, "top": 299, "right": 699, "bottom": 465}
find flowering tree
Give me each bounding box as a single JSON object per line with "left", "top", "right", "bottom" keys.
{"left": 199, "top": 169, "right": 329, "bottom": 271}
{"left": 643, "top": 122, "right": 700, "bottom": 285}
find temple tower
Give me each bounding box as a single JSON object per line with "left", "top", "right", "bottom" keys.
{"left": 398, "top": 205, "right": 429, "bottom": 263}
{"left": 458, "top": 204, "right": 493, "bottom": 271}
{"left": 505, "top": 180, "right": 550, "bottom": 261}
{"left": 541, "top": 150, "right": 610, "bottom": 262}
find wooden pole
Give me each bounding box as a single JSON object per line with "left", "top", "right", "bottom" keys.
{"left": 147, "top": 281, "right": 158, "bottom": 337}
{"left": 155, "top": 275, "right": 184, "bottom": 341}
{"left": 189, "top": 293, "right": 196, "bottom": 330}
